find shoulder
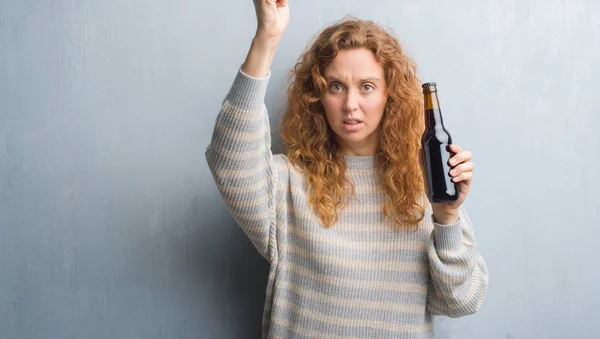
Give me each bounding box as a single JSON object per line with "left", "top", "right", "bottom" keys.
{"left": 272, "top": 154, "right": 292, "bottom": 184}
{"left": 273, "top": 154, "right": 308, "bottom": 184}
{"left": 273, "top": 154, "right": 291, "bottom": 172}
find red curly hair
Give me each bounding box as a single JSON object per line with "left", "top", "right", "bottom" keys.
{"left": 281, "top": 17, "right": 426, "bottom": 228}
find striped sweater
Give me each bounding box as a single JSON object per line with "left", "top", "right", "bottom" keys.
{"left": 205, "top": 69, "right": 489, "bottom": 339}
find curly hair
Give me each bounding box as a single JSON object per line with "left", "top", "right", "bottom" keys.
{"left": 280, "top": 17, "right": 426, "bottom": 228}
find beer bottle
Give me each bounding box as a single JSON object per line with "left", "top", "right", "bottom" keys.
{"left": 421, "top": 82, "right": 459, "bottom": 203}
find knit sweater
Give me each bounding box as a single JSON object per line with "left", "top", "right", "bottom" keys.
{"left": 205, "top": 69, "right": 489, "bottom": 339}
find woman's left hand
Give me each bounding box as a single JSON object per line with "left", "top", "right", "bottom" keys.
{"left": 419, "top": 144, "right": 474, "bottom": 225}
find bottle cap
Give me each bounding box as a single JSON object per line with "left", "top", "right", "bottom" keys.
{"left": 422, "top": 82, "right": 437, "bottom": 90}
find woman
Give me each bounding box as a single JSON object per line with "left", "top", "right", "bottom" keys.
{"left": 205, "top": 0, "right": 488, "bottom": 337}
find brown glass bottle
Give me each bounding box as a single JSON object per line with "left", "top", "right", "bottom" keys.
{"left": 421, "top": 82, "right": 459, "bottom": 203}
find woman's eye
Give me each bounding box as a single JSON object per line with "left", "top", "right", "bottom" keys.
{"left": 363, "top": 84, "right": 374, "bottom": 92}
{"left": 330, "top": 84, "right": 343, "bottom": 92}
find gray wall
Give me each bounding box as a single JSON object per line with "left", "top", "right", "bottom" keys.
{"left": 1, "top": 0, "right": 598, "bottom": 338}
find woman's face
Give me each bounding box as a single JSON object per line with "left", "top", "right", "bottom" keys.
{"left": 321, "top": 48, "right": 388, "bottom": 156}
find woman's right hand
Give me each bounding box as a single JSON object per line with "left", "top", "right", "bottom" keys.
{"left": 253, "top": 0, "right": 290, "bottom": 40}
{"left": 242, "top": 0, "right": 289, "bottom": 77}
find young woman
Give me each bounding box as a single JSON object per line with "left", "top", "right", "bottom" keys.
{"left": 205, "top": 1, "right": 488, "bottom": 337}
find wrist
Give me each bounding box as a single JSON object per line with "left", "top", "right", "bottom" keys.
{"left": 432, "top": 210, "right": 460, "bottom": 226}
{"left": 252, "top": 33, "right": 281, "bottom": 51}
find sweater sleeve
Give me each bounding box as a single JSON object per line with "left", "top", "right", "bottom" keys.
{"left": 205, "top": 69, "right": 279, "bottom": 262}
{"left": 426, "top": 205, "right": 489, "bottom": 318}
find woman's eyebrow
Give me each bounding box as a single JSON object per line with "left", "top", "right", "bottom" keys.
{"left": 325, "top": 76, "right": 381, "bottom": 83}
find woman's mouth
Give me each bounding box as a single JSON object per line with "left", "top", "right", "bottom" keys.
{"left": 343, "top": 120, "right": 363, "bottom": 131}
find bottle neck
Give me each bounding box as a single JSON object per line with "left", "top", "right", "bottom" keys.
{"left": 424, "top": 90, "right": 440, "bottom": 111}
{"left": 424, "top": 91, "right": 444, "bottom": 129}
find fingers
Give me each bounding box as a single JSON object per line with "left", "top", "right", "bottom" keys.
{"left": 448, "top": 146, "right": 471, "bottom": 166}
{"left": 452, "top": 170, "right": 472, "bottom": 183}
{"left": 448, "top": 144, "right": 462, "bottom": 153}
{"left": 446, "top": 144, "right": 474, "bottom": 183}
{"left": 449, "top": 159, "right": 474, "bottom": 183}
{"left": 449, "top": 161, "right": 474, "bottom": 177}
{"left": 449, "top": 159, "right": 473, "bottom": 183}
{"left": 265, "top": 0, "right": 287, "bottom": 6}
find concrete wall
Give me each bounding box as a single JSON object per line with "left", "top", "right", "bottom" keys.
{"left": 1, "top": 0, "right": 598, "bottom": 338}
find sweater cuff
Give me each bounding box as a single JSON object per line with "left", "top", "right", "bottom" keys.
{"left": 224, "top": 68, "right": 271, "bottom": 112}
{"left": 432, "top": 214, "right": 464, "bottom": 251}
